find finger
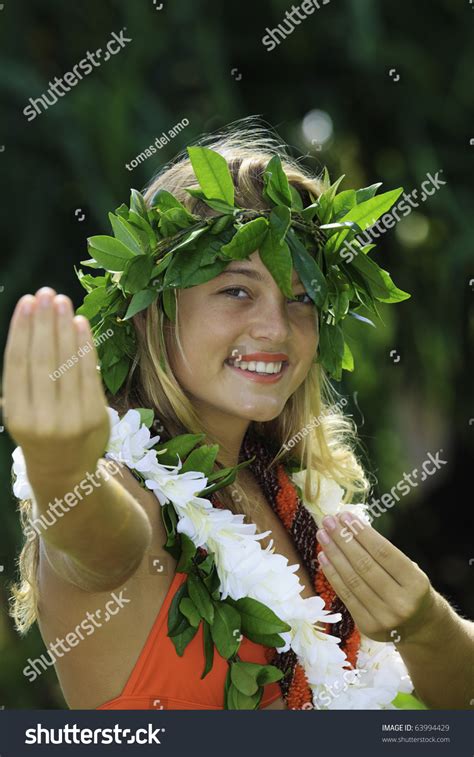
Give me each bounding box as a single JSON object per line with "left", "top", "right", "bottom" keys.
{"left": 337, "top": 512, "right": 415, "bottom": 585}
{"left": 74, "top": 317, "right": 108, "bottom": 426}
{"left": 321, "top": 515, "right": 402, "bottom": 595}
{"left": 30, "top": 287, "right": 59, "bottom": 432}
{"left": 3, "top": 295, "right": 35, "bottom": 430}
{"left": 317, "top": 551, "right": 377, "bottom": 629}
{"left": 317, "top": 529, "right": 392, "bottom": 622}
{"left": 54, "top": 296, "right": 81, "bottom": 433}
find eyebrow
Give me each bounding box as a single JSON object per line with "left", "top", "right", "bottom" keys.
{"left": 216, "top": 267, "right": 302, "bottom": 286}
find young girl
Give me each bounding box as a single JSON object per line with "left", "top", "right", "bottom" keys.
{"left": 4, "top": 124, "right": 473, "bottom": 710}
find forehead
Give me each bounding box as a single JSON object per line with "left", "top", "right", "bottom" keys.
{"left": 216, "top": 257, "right": 302, "bottom": 285}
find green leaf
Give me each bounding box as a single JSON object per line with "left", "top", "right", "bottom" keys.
{"left": 87, "top": 236, "right": 135, "bottom": 272}
{"left": 341, "top": 339, "right": 354, "bottom": 371}
{"left": 331, "top": 189, "right": 357, "bottom": 220}
{"left": 127, "top": 210, "right": 156, "bottom": 247}
{"left": 237, "top": 630, "right": 286, "bottom": 647}
{"left": 355, "top": 182, "right": 382, "bottom": 204}
{"left": 337, "top": 188, "right": 404, "bottom": 232}
{"left": 168, "top": 581, "right": 188, "bottom": 636}
{"left": 123, "top": 289, "right": 158, "bottom": 319}
{"left": 181, "top": 444, "right": 219, "bottom": 476}
{"left": 152, "top": 433, "right": 206, "bottom": 467}
{"left": 259, "top": 206, "right": 293, "bottom": 298}
{"left": 318, "top": 320, "right": 345, "bottom": 378}
{"left": 168, "top": 226, "right": 208, "bottom": 254}
{"left": 220, "top": 217, "right": 269, "bottom": 260}
{"left": 289, "top": 185, "right": 304, "bottom": 211}
{"left": 210, "top": 601, "right": 241, "bottom": 659}
{"left": 79, "top": 258, "right": 103, "bottom": 269}
{"left": 350, "top": 250, "right": 410, "bottom": 302}
{"left": 134, "top": 408, "right": 155, "bottom": 428}
{"left": 150, "top": 188, "right": 189, "bottom": 213}
{"left": 262, "top": 155, "right": 292, "bottom": 208}
{"left": 130, "top": 189, "right": 148, "bottom": 219}
{"left": 256, "top": 664, "right": 285, "bottom": 685}
{"left": 184, "top": 188, "right": 236, "bottom": 214}
{"left": 209, "top": 214, "right": 235, "bottom": 235}
{"left": 187, "top": 573, "right": 215, "bottom": 625}
{"left": 103, "top": 357, "right": 130, "bottom": 394}
{"left": 176, "top": 533, "right": 198, "bottom": 573}
{"left": 120, "top": 255, "right": 154, "bottom": 295}
{"left": 201, "top": 620, "right": 215, "bottom": 679}
{"left": 187, "top": 146, "right": 235, "bottom": 206}
{"left": 179, "top": 597, "right": 201, "bottom": 628}
{"left": 108, "top": 212, "right": 147, "bottom": 255}
{"left": 75, "top": 286, "right": 114, "bottom": 319}
{"left": 316, "top": 174, "right": 346, "bottom": 224}
{"left": 162, "top": 288, "right": 176, "bottom": 321}
{"left": 287, "top": 228, "right": 327, "bottom": 308}
{"left": 226, "top": 683, "right": 262, "bottom": 710}
{"left": 392, "top": 692, "right": 429, "bottom": 710}
{"left": 171, "top": 623, "right": 199, "bottom": 656}
{"left": 227, "top": 596, "right": 291, "bottom": 635}
{"left": 230, "top": 661, "right": 261, "bottom": 696}
{"left": 159, "top": 207, "right": 196, "bottom": 237}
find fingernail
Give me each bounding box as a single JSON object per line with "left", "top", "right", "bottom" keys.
{"left": 38, "top": 293, "right": 52, "bottom": 309}
{"left": 316, "top": 528, "right": 330, "bottom": 545}
{"left": 56, "top": 299, "right": 69, "bottom": 314}
{"left": 318, "top": 551, "right": 329, "bottom": 566}
{"left": 322, "top": 515, "right": 337, "bottom": 531}
{"left": 20, "top": 299, "right": 33, "bottom": 315}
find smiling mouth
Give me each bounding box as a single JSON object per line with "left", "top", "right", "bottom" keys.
{"left": 224, "top": 357, "right": 289, "bottom": 376}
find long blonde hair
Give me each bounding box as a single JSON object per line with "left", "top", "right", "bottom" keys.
{"left": 10, "top": 118, "right": 370, "bottom": 634}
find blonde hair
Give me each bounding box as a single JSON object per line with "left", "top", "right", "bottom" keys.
{"left": 10, "top": 117, "right": 370, "bottom": 635}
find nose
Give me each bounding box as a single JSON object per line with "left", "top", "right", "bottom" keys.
{"left": 247, "top": 292, "right": 291, "bottom": 345}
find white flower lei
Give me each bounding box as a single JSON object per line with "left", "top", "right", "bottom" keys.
{"left": 12, "top": 406, "right": 415, "bottom": 710}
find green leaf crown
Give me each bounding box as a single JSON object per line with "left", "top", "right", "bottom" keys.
{"left": 74, "top": 145, "right": 410, "bottom": 394}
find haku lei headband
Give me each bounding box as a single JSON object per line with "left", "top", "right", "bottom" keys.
{"left": 74, "top": 146, "right": 410, "bottom": 393}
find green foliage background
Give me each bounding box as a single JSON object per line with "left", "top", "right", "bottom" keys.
{"left": 0, "top": 0, "right": 472, "bottom": 708}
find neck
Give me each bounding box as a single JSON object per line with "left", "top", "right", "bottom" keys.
{"left": 192, "top": 400, "right": 251, "bottom": 469}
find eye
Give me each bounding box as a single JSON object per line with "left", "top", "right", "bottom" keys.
{"left": 221, "top": 287, "right": 249, "bottom": 299}
{"left": 290, "top": 292, "right": 313, "bottom": 305}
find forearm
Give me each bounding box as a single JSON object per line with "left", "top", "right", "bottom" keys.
{"left": 27, "top": 458, "right": 152, "bottom": 578}
{"left": 397, "top": 590, "right": 474, "bottom": 709}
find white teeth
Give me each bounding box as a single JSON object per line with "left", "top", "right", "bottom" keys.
{"left": 228, "top": 359, "right": 284, "bottom": 374}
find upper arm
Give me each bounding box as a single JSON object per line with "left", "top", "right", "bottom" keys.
{"left": 39, "top": 457, "right": 156, "bottom": 593}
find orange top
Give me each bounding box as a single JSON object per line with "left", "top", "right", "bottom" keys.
{"left": 96, "top": 570, "right": 282, "bottom": 710}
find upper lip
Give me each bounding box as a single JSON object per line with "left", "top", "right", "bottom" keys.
{"left": 227, "top": 351, "right": 289, "bottom": 363}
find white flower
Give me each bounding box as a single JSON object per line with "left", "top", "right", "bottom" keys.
{"left": 292, "top": 469, "right": 371, "bottom": 528}
{"left": 105, "top": 408, "right": 161, "bottom": 467}
{"left": 145, "top": 469, "right": 209, "bottom": 508}
{"left": 291, "top": 470, "right": 346, "bottom": 526}
{"left": 11, "top": 446, "right": 34, "bottom": 501}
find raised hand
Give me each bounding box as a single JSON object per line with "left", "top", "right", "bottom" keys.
{"left": 2, "top": 287, "right": 111, "bottom": 483}
{"left": 316, "top": 512, "right": 434, "bottom": 644}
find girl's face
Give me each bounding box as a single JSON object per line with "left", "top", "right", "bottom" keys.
{"left": 166, "top": 250, "right": 319, "bottom": 424}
